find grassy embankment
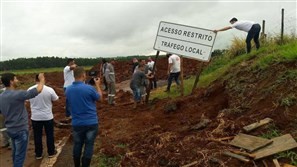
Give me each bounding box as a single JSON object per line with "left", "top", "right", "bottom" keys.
{"left": 150, "top": 35, "right": 297, "bottom": 100}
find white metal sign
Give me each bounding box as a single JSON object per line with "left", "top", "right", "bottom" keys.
{"left": 154, "top": 21, "right": 217, "bottom": 62}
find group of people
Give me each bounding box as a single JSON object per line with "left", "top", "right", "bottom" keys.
{"left": 0, "top": 17, "right": 261, "bottom": 167}
{"left": 0, "top": 62, "right": 102, "bottom": 167}
{"left": 0, "top": 73, "right": 48, "bottom": 167}
{"left": 130, "top": 57, "right": 154, "bottom": 108}
{"left": 129, "top": 54, "right": 183, "bottom": 108}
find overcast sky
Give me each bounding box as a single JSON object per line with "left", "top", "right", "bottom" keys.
{"left": 1, "top": 0, "right": 296, "bottom": 61}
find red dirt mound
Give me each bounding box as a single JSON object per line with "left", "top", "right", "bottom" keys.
{"left": 2, "top": 56, "right": 297, "bottom": 167}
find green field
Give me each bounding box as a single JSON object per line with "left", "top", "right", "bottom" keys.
{"left": 0, "top": 66, "right": 93, "bottom": 75}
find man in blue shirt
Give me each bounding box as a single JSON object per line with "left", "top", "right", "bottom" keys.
{"left": 65, "top": 66, "right": 102, "bottom": 167}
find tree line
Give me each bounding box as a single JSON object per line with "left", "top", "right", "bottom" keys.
{"left": 0, "top": 50, "right": 225, "bottom": 71}
{"left": 0, "top": 55, "right": 148, "bottom": 71}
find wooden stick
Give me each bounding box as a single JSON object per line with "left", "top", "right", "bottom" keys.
{"left": 208, "top": 138, "right": 229, "bottom": 145}
{"left": 181, "top": 161, "right": 198, "bottom": 167}
{"left": 204, "top": 136, "right": 234, "bottom": 145}
{"left": 191, "top": 62, "right": 204, "bottom": 95}
{"left": 230, "top": 150, "right": 256, "bottom": 159}
{"left": 243, "top": 118, "right": 273, "bottom": 132}
{"left": 262, "top": 160, "right": 268, "bottom": 167}
{"left": 218, "top": 136, "right": 235, "bottom": 141}
{"left": 223, "top": 151, "right": 250, "bottom": 162}
{"left": 273, "top": 159, "right": 281, "bottom": 167}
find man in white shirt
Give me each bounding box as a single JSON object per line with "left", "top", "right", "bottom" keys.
{"left": 63, "top": 58, "right": 77, "bottom": 118}
{"left": 147, "top": 57, "right": 157, "bottom": 89}
{"left": 28, "top": 74, "right": 59, "bottom": 159}
{"left": 214, "top": 17, "right": 261, "bottom": 53}
{"left": 165, "top": 53, "right": 181, "bottom": 92}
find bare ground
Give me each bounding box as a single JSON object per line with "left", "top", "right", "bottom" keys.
{"left": 1, "top": 57, "right": 297, "bottom": 167}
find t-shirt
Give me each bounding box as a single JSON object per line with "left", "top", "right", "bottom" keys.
{"left": 28, "top": 85, "right": 59, "bottom": 121}
{"left": 0, "top": 88, "right": 39, "bottom": 133}
{"left": 134, "top": 65, "right": 149, "bottom": 74}
{"left": 104, "top": 63, "right": 116, "bottom": 83}
{"left": 130, "top": 70, "right": 146, "bottom": 89}
{"left": 65, "top": 81, "right": 100, "bottom": 126}
{"left": 63, "top": 66, "right": 74, "bottom": 88}
{"left": 168, "top": 54, "right": 181, "bottom": 73}
{"left": 231, "top": 20, "right": 255, "bottom": 32}
{"left": 147, "top": 61, "right": 155, "bottom": 71}
{"left": 132, "top": 62, "right": 139, "bottom": 73}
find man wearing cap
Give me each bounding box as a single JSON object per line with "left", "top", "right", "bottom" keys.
{"left": 213, "top": 17, "right": 261, "bottom": 53}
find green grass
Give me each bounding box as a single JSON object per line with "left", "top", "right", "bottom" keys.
{"left": 276, "top": 70, "right": 297, "bottom": 84}
{"left": 279, "top": 94, "right": 297, "bottom": 107}
{"left": 276, "top": 151, "right": 297, "bottom": 166}
{"left": 150, "top": 37, "right": 297, "bottom": 100}
{"left": 0, "top": 66, "right": 93, "bottom": 75}
{"left": 259, "top": 124, "right": 282, "bottom": 139}
{"left": 252, "top": 39, "right": 297, "bottom": 70}
{"left": 96, "top": 154, "right": 121, "bottom": 167}
{"left": 150, "top": 80, "right": 195, "bottom": 99}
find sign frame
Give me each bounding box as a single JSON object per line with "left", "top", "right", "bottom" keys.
{"left": 153, "top": 21, "right": 217, "bottom": 62}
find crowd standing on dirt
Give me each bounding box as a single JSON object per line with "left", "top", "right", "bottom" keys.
{"left": 130, "top": 64, "right": 154, "bottom": 109}
{"left": 28, "top": 74, "right": 59, "bottom": 160}
{"left": 0, "top": 73, "right": 45, "bottom": 167}
{"left": 63, "top": 58, "right": 77, "bottom": 119}
{"left": 214, "top": 17, "right": 261, "bottom": 53}
{"left": 65, "top": 66, "right": 102, "bottom": 167}
{"left": 104, "top": 59, "right": 116, "bottom": 106}
{"left": 165, "top": 53, "right": 181, "bottom": 92}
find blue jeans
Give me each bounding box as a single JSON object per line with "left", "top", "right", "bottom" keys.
{"left": 32, "top": 119, "right": 55, "bottom": 157}
{"left": 64, "top": 87, "right": 71, "bottom": 117}
{"left": 166, "top": 72, "right": 181, "bottom": 91}
{"left": 72, "top": 124, "right": 98, "bottom": 159}
{"left": 246, "top": 23, "right": 261, "bottom": 53}
{"left": 131, "top": 86, "right": 141, "bottom": 102}
{"left": 7, "top": 130, "right": 29, "bottom": 167}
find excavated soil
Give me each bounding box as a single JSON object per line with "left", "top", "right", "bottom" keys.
{"left": 1, "top": 57, "right": 297, "bottom": 167}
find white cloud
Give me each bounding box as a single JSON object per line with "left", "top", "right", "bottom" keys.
{"left": 1, "top": 1, "right": 296, "bottom": 61}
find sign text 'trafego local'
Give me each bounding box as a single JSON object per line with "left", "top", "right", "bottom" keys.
{"left": 154, "top": 21, "right": 216, "bottom": 62}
